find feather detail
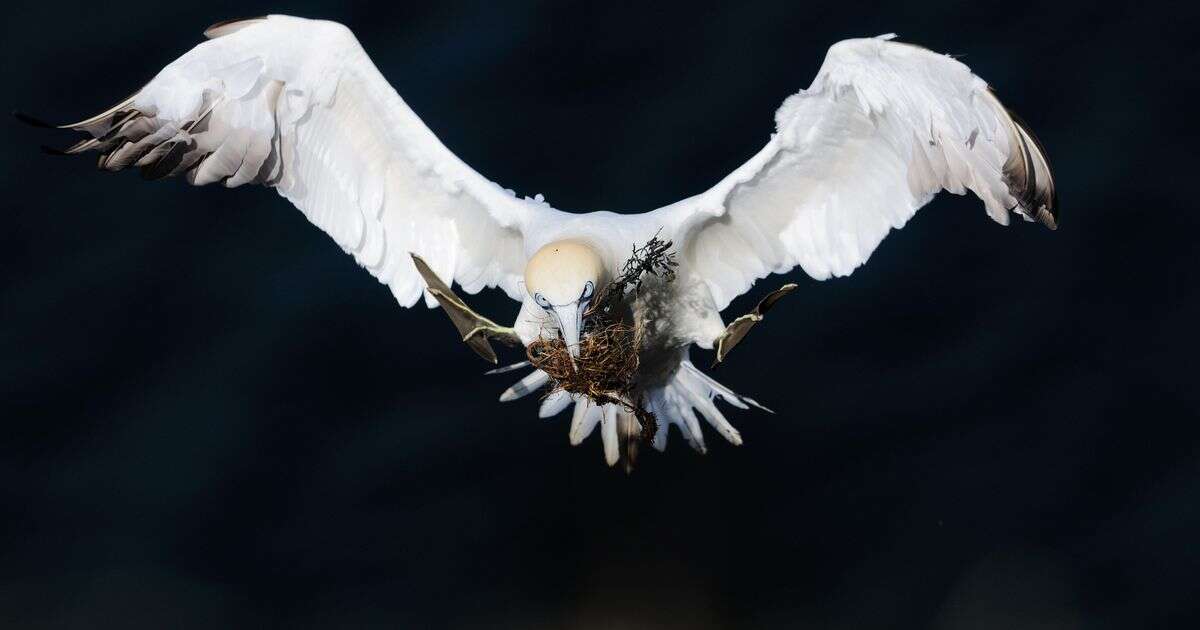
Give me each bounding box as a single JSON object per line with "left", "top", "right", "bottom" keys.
{"left": 499, "top": 370, "right": 550, "bottom": 402}
{"left": 538, "top": 390, "right": 572, "bottom": 418}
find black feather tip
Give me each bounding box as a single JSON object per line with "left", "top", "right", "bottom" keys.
{"left": 13, "top": 110, "right": 55, "bottom": 129}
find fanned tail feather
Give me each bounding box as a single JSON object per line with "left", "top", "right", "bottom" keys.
{"left": 644, "top": 357, "right": 765, "bottom": 454}
{"left": 496, "top": 351, "right": 763, "bottom": 467}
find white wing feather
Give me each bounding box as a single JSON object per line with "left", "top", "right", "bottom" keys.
{"left": 655, "top": 35, "right": 1056, "bottom": 311}
{"left": 59, "top": 15, "right": 562, "bottom": 306}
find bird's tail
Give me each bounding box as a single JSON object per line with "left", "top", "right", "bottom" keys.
{"left": 641, "top": 355, "right": 770, "bottom": 455}
{"left": 495, "top": 351, "right": 767, "bottom": 468}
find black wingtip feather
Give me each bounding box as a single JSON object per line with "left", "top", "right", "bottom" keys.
{"left": 140, "top": 141, "right": 187, "bottom": 180}
{"left": 1005, "top": 110, "right": 1059, "bottom": 230}
{"left": 204, "top": 16, "right": 268, "bottom": 39}
{"left": 14, "top": 110, "right": 55, "bottom": 128}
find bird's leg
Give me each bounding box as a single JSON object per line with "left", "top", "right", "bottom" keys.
{"left": 710, "top": 283, "right": 798, "bottom": 368}
{"left": 410, "top": 253, "right": 520, "bottom": 364}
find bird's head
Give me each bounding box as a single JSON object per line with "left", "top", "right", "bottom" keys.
{"left": 524, "top": 239, "right": 609, "bottom": 358}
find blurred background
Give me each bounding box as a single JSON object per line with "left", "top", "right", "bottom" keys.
{"left": 2, "top": 1, "right": 1197, "bottom": 628}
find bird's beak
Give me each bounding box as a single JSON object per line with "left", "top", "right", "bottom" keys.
{"left": 552, "top": 302, "right": 584, "bottom": 360}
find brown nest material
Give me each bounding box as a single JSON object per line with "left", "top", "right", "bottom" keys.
{"left": 528, "top": 323, "right": 656, "bottom": 442}
{"left": 526, "top": 233, "right": 679, "bottom": 442}
{"left": 529, "top": 321, "right": 638, "bottom": 400}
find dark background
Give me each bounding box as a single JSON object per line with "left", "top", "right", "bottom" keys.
{"left": 3, "top": 1, "right": 1197, "bottom": 628}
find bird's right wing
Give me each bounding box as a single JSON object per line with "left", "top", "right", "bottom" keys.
{"left": 42, "top": 15, "right": 564, "bottom": 307}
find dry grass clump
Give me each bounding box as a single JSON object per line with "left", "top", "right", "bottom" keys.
{"left": 528, "top": 322, "right": 640, "bottom": 405}
{"left": 526, "top": 233, "right": 679, "bottom": 442}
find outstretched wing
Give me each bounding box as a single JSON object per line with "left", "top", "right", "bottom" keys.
{"left": 655, "top": 35, "right": 1057, "bottom": 311}
{"left": 46, "top": 15, "right": 562, "bottom": 306}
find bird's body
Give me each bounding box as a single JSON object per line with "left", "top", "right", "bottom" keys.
{"left": 33, "top": 15, "right": 1057, "bottom": 468}
{"left": 506, "top": 237, "right": 745, "bottom": 467}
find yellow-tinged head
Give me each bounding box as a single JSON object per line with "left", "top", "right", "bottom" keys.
{"left": 524, "top": 240, "right": 609, "bottom": 357}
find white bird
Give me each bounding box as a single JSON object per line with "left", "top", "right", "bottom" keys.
{"left": 30, "top": 15, "right": 1056, "bottom": 468}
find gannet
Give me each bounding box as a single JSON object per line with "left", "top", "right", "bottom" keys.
{"left": 24, "top": 15, "right": 1057, "bottom": 468}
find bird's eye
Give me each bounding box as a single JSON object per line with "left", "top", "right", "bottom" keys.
{"left": 534, "top": 293, "right": 551, "bottom": 309}
{"left": 580, "top": 281, "right": 594, "bottom": 301}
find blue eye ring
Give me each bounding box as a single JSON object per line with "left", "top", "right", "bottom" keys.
{"left": 580, "top": 281, "right": 594, "bottom": 301}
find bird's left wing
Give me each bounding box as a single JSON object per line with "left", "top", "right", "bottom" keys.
{"left": 41, "top": 15, "right": 562, "bottom": 306}
{"left": 653, "top": 35, "right": 1057, "bottom": 312}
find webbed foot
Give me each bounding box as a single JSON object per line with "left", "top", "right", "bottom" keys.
{"left": 711, "top": 283, "right": 797, "bottom": 367}
{"left": 410, "top": 253, "right": 521, "bottom": 364}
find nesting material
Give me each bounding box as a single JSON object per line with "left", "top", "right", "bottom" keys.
{"left": 528, "top": 313, "right": 659, "bottom": 444}
{"left": 586, "top": 232, "right": 678, "bottom": 320}
{"left": 527, "top": 234, "right": 679, "bottom": 443}
{"left": 528, "top": 323, "right": 642, "bottom": 411}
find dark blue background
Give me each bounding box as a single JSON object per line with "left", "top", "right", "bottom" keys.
{"left": 3, "top": 1, "right": 1197, "bottom": 627}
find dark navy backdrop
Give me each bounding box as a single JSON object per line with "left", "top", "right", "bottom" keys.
{"left": 3, "top": 1, "right": 1197, "bottom": 627}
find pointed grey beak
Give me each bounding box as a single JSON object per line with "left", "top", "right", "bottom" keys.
{"left": 552, "top": 302, "right": 584, "bottom": 360}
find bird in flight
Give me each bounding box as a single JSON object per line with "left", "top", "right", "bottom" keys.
{"left": 26, "top": 15, "right": 1056, "bottom": 469}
